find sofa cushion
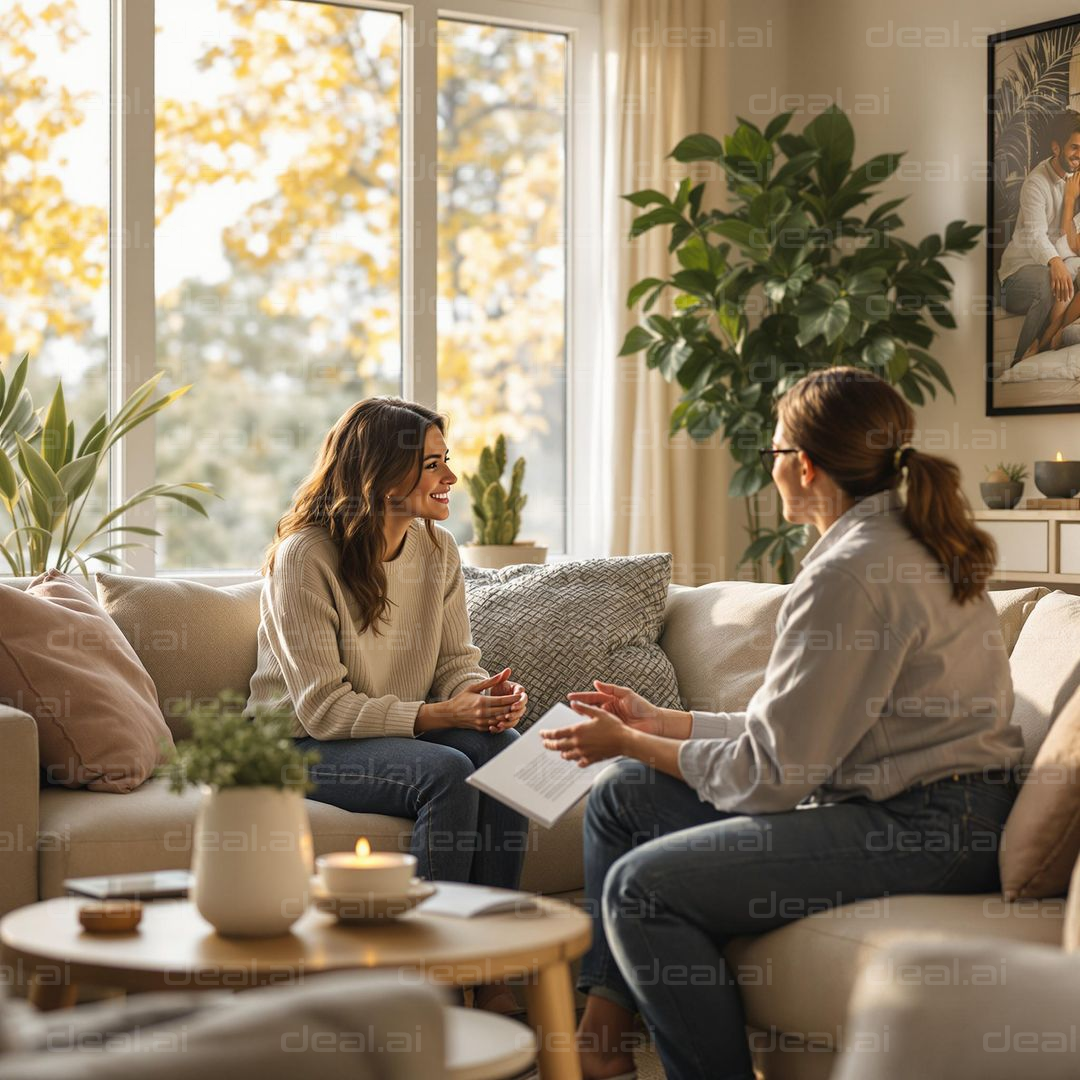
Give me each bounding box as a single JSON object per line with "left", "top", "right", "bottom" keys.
{"left": 724, "top": 893, "right": 1067, "bottom": 1045}
{"left": 0, "top": 571, "right": 171, "bottom": 793}
{"left": 987, "top": 585, "right": 1048, "bottom": 655}
{"left": 463, "top": 554, "right": 679, "bottom": 732}
{"left": 1007, "top": 590, "right": 1080, "bottom": 770}
{"left": 661, "top": 580, "right": 788, "bottom": 712}
{"left": 37, "top": 778, "right": 586, "bottom": 900}
{"left": 1000, "top": 681, "right": 1080, "bottom": 900}
{"left": 95, "top": 573, "right": 264, "bottom": 739}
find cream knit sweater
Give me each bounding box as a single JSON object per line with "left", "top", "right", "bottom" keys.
{"left": 246, "top": 521, "right": 488, "bottom": 740}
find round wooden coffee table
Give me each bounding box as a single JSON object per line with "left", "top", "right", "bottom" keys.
{"left": 1, "top": 895, "right": 591, "bottom": 1079}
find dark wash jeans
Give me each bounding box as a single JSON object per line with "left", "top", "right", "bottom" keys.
{"left": 579, "top": 759, "right": 1019, "bottom": 1080}
{"left": 295, "top": 728, "right": 529, "bottom": 889}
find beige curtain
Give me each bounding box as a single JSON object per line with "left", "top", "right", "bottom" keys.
{"left": 602, "top": 0, "right": 733, "bottom": 585}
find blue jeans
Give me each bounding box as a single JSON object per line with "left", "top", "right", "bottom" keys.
{"left": 296, "top": 728, "right": 529, "bottom": 888}
{"left": 579, "top": 759, "right": 1018, "bottom": 1080}
{"left": 1002, "top": 259, "right": 1080, "bottom": 362}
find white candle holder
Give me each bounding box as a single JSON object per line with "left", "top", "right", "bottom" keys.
{"left": 316, "top": 845, "right": 417, "bottom": 896}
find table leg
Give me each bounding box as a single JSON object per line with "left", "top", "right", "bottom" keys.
{"left": 29, "top": 975, "right": 78, "bottom": 1011}
{"left": 524, "top": 961, "right": 581, "bottom": 1080}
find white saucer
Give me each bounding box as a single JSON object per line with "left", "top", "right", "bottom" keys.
{"left": 312, "top": 878, "right": 437, "bottom": 923}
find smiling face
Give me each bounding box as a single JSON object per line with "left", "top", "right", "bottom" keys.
{"left": 1055, "top": 131, "right": 1080, "bottom": 174}
{"left": 386, "top": 424, "right": 456, "bottom": 522}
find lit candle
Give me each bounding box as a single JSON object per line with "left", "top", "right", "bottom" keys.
{"left": 1035, "top": 454, "right": 1080, "bottom": 498}
{"left": 316, "top": 838, "right": 417, "bottom": 895}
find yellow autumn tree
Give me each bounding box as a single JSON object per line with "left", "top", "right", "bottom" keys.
{"left": 153, "top": 1, "right": 567, "bottom": 543}
{"left": 0, "top": 0, "right": 106, "bottom": 364}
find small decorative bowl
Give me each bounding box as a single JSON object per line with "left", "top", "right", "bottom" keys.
{"left": 979, "top": 481, "right": 1023, "bottom": 510}
{"left": 1035, "top": 460, "right": 1080, "bottom": 499}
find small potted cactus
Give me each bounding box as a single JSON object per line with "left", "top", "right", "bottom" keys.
{"left": 980, "top": 462, "right": 1027, "bottom": 510}
{"left": 460, "top": 435, "right": 547, "bottom": 569}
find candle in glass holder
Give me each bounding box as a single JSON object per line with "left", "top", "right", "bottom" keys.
{"left": 317, "top": 838, "right": 416, "bottom": 895}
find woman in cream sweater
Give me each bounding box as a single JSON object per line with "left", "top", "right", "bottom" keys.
{"left": 246, "top": 398, "right": 529, "bottom": 1009}
{"left": 543, "top": 368, "right": 1025, "bottom": 1080}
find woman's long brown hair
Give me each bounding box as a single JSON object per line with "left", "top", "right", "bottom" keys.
{"left": 263, "top": 397, "right": 445, "bottom": 633}
{"left": 777, "top": 367, "right": 996, "bottom": 604}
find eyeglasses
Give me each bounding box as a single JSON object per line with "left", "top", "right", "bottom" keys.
{"left": 758, "top": 447, "right": 799, "bottom": 470}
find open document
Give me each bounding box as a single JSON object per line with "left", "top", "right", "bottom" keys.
{"left": 466, "top": 703, "right": 612, "bottom": 828}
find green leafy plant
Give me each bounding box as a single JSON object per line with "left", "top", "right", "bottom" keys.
{"left": 985, "top": 461, "right": 1028, "bottom": 484}
{"left": 619, "top": 105, "right": 982, "bottom": 582}
{"left": 161, "top": 692, "right": 320, "bottom": 793}
{"left": 0, "top": 353, "right": 219, "bottom": 576}
{"left": 463, "top": 434, "right": 527, "bottom": 545}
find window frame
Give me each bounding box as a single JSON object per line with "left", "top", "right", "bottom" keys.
{"left": 110, "top": 0, "right": 601, "bottom": 579}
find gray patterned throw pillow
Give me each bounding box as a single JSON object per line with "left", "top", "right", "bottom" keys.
{"left": 462, "top": 553, "right": 680, "bottom": 732}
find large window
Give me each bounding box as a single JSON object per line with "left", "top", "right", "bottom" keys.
{"left": 1, "top": 0, "right": 598, "bottom": 576}
{"left": 154, "top": 0, "right": 403, "bottom": 570}
{"left": 437, "top": 20, "right": 567, "bottom": 550}
{"left": 1, "top": 0, "right": 109, "bottom": 519}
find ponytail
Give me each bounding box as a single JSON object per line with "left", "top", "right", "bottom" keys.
{"left": 900, "top": 451, "right": 997, "bottom": 604}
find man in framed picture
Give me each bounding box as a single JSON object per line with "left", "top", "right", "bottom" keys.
{"left": 998, "top": 111, "right": 1080, "bottom": 364}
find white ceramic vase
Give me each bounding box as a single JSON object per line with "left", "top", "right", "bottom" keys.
{"left": 191, "top": 785, "right": 314, "bottom": 937}
{"left": 459, "top": 542, "right": 547, "bottom": 570}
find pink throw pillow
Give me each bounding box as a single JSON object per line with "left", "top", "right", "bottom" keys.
{"left": 0, "top": 570, "right": 172, "bottom": 792}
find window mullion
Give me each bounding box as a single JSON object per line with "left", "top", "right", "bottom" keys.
{"left": 110, "top": 0, "right": 157, "bottom": 576}
{"left": 403, "top": 1, "right": 439, "bottom": 408}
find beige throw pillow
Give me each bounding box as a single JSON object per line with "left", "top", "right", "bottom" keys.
{"left": 1007, "top": 590, "right": 1080, "bottom": 770}
{"left": 0, "top": 570, "right": 171, "bottom": 792}
{"left": 987, "top": 586, "right": 1048, "bottom": 656}
{"left": 95, "top": 573, "right": 264, "bottom": 739}
{"left": 660, "top": 580, "right": 789, "bottom": 713}
{"left": 1001, "top": 681, "right": 1080, "bottom": 900}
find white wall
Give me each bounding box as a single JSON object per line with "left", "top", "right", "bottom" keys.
{"left": 781, "top": 0, "right": 1080, "bottom": 505}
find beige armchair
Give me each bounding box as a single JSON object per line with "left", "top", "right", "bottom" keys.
{"left": 0, "top": 971, "right": 448, "bottom": 1079}
{"left": 831, "top": 853, "right": 1080, "bottom": 1079}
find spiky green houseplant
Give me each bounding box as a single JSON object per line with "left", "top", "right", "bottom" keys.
{"left": 619, "top": 105, "right": 982, "bottom": 581}
{"left": 0, "top": 353, "right": 219, "bottom": 576}
{"left": 463, "top": 434, "right": 527, "bottom": 545}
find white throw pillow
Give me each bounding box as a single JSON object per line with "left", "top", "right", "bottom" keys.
{"left": 660, "top": 580, "right": 788, "bottom": 714}
{"left": 1008, "top": 590, "right": 1080, "bottom": 771}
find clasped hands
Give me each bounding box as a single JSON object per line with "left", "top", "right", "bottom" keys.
{"left": 418, "top": 667, "right": 527, "bottom": 733}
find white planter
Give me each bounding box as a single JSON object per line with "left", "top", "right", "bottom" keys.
{"left": 191, "top": 786, "right": 314, "bottom": 937}
{"left": 460, "top": 542, "right": 547, "bottom": 570}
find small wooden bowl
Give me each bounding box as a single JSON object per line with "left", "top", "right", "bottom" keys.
{"left": 78, "top": 901, "right": 143, "bottom": 933}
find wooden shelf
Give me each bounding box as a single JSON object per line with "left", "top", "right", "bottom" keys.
{"left": 974, "top": 509, "right": 1080, "bottom": 585}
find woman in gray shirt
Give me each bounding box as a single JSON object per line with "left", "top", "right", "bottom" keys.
{"left": 543, "top": 368, "right": 1024, "bottom": 1080}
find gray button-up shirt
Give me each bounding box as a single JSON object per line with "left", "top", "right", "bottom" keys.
{"left": 677, "top": 490, "right": 1024, "bottom": 813}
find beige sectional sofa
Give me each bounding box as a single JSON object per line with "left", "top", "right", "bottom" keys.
{"left": 0, "top": 573, "right": 1070, "bottom": 1079}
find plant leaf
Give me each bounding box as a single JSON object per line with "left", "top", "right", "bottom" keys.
{"left": 627, "top": 278, "right": 665, "bottom": 309}
{"left": 670, "top": 133, "right": 724, "bottom": 162}
{"left": 618, "top": 326, "right": 655, "bottom": 356}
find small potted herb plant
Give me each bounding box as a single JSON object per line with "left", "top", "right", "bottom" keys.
{"left": 980, "top": 462, "right": 1028, "bottom": 510}
{"left": 162, "top": 692, "right": 320, "bottom": 937}
{"left": 460, "top": 434, "right": 547, "bottom": 569}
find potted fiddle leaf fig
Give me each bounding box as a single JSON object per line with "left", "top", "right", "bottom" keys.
{"left": 619, "top": 105, "right": 982, "bottom": 582}
{"left": 0, "top": 353, "right": 219, "bottom": 576}
{"left": 460, "top": 434, "right": 546, "bottom": 569}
